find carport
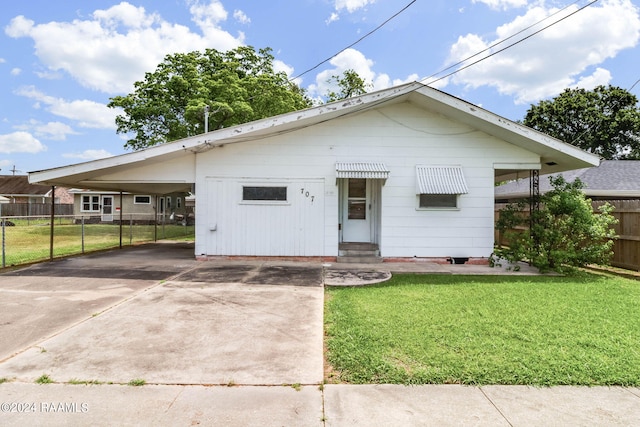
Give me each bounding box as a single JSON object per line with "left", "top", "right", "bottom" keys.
{"left": 29, "top": 142, "right": 198, "bottom": 257}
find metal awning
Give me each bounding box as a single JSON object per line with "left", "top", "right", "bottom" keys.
{"left": 416, "top": 165, "right": 468, "bottom": 194}
{"left": 335, "top": 162, "right": 390, "bottom": 179}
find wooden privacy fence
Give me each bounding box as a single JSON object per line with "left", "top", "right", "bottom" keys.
{"left": 0, "top": 203, "right": 73, "bottom": 217}
{"left": 495, "top": 200, "right": 640, "bottom": 271}
{"left": 592, "top": 200, "right": 640, "bottom": 271}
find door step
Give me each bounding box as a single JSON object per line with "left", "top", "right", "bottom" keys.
{"left": 337, "top": 243, "right": 382, "bottom": 264}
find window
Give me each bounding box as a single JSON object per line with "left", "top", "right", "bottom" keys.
{"left": 81, "top": 195, "right": 100, "bottom": 212}
{"left": 416, "top": 165, "right": 467, "bottom": 210}
{"left": 176, "top": 197, "right": 182, "bottom": 208}
{"left": 242, "top": 186, "right": 287, "bottom": 201}
{"left": 348, "top": 179, "right": 367, "bottom": 220}
{"left": 134, "top": 195, "right": 151, "bottom": 204}
{"left": 166, "top": 197, "right": 172, "bottom": 209}
{"left": 419, "top": 194, "right": 458, "bottom": 208}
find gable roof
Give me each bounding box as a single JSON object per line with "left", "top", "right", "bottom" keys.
{"left": 29, "top": 82, "right": 601, "bottom": 193}
{"left": 495, "top": 160, "right": 640, "bottom": 200}
{"left": 0, "top": 175, "right": 51, "bottom": 197}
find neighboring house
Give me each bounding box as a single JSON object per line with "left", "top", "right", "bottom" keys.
{"left": 70, "top": 189, "right": 190, "bottom": 223}
{"left": 29, "top": 82, "right": 599, "bottom": 263}
{"left": 494, "top": 160, "right": 640, "bottom": 202}
{"left": 0, "top": 175, "right": 72, "bottom": 204}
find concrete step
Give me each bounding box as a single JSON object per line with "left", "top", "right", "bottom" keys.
{"left": 336, "top": 255, "right": 383, "bottom": 264}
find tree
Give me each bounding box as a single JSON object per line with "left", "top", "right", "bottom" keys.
{"left": 494, "top": 176, "right": 617, "bottom": 273}
{"left": 325, "top": 69, "right": 371, "bottom": 102}
{"left": 523, "top": 85, "right": 640, "bottom": 159}
{"left": 108, "top": 47, "right": 312, "bottom": 150}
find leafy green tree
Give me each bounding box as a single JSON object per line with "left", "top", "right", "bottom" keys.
{"left": 494, "top": 176, "right": 617, "bottom": 273}
{"left": 325, "top": 69, "right": 371, "bottom": 102}
{"left": 108, "top": 46, "right": 312, "bottom": 150}
{"left": 523, "top": 85, "right": 640, "bottom": 159}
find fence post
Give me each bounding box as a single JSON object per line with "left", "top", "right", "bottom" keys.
{"left": 49, "top": 186, "right": 55, "bottom": 261}
{"left": 81, "top": 216, "right": 85, "bottom": 254}
{"left": 2, "top": 219, "right": 5, "bottom": 269}
{"left": 119, "top": 191, "right": 123, "bottom": 249}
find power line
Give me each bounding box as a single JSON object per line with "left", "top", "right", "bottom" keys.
{"left": 422, "top": 0, "right": 599, "bottom": 86}
{"left": 420, "top": 0, "right": 585, "bottom": 85}
{"left": 291, "top": 0, "right": 417, "bottom": 82}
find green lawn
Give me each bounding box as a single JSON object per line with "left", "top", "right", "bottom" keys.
{"left": 324, "top": 274, "right": 640, "bottom": 386}
{"left": 1, "top": 222, "right": 194, "bottom": 267}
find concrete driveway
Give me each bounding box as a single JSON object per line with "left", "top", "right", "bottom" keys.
{"left": 2, "top": 242, "right": 639, "bottom": 426}
{"left": 0, "top": 243, "right": 324, "bottom": 385}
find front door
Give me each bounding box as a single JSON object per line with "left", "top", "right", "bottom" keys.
{"left": 342, "top": 178, "right": 371, "bottom": 242}
{"left": 101, "top": 196, "right": 114, "bottom": 222}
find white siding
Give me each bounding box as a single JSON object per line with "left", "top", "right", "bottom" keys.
{"left": 195, "top": 101, "right": 539, "bottom": 258}
{"left": 200, "top": 178, "right": 324, "bottom": 256}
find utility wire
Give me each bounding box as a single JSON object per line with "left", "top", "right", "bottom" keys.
{"left": 422, "top": 0, "right": 599, "bottom": 86}
{"left": 420, "top": 0, "right": 585, "bottom": 85}
{"left": 291, "top": 0, "right": 417, "bottom": 81}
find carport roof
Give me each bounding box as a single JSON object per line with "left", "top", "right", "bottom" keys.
{"left": 28, "top": 82, "right": 600, "bottom": 193}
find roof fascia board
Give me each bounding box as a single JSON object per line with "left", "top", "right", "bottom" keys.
{"left": 29, "top": 83, "right": 422, "bottom": 186}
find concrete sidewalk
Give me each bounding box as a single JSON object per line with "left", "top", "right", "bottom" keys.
{"left": 0, "top": 242, "right": 637, "bottom": 426}
{"left": 1, "top": 383, "right": 639, "bottom": 426}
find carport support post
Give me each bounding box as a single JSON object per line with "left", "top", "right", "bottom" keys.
{"left": 50, "top": 186, "right": 55, "bottom": 261}
{"left": 154, "top": 195, "right": 158, "bottom": 242}
{"left": 119, "top": 192, "right": 123, "bottom": 249}
{"left": 2, "top": 220, "right": 5, "bottom": 268}
{"left": 529, "top": 169, "right": 540, "bottom": 253}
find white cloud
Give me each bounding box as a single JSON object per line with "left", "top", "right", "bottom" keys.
{"left": 36, "top": 121, "right": 79, "bottom": 140}
{"left": 5, "top": 1, "right": 243, "bottom": 94}
{"left": 573, "top": 67, "right": 612, "bottom": 90}
{"left": 14, "top": 119, "right": 79, "bottom": 141}
{"left": 472, "top": 0, "right": 527, "bottom": 11}
{"left": 233, "top": 9, "right": 250, "bottom": 25}
{"left": 326, "top": 12, "right": 340, "bottom": 24}
{"left": 309, "top": 48, "right": 418, "bottom": 100}
{"left": 10, "top": 68, "right": 21, "bottom": 76}
{"left": 334, "top": 0, "right": 375, "bottom": 13}
{"left": 444, "top": 0, "right": 640, "bottom": 104}
{"left": 0, "top": 58, "right": 5, "bottom": 63}
{"left": 63, "top": 149, "right": 112, "bottom": 160}
{"left": 328, "top": 0, "right": 374, "bottom": 24}
{"left": 0, "top": 132, "right": 47, "bottom": 154}
{"left": 16, "top": 86, "right": 118, "bottom": 129}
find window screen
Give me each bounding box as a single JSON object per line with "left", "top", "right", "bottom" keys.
{"left": 419, "top": 194, "right": 457, "bottom": 208}
{"left": 242, "top": 186, "right": 287, "bottom": 201}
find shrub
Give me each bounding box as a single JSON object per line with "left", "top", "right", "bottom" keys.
{"left": 494, "top": 176, "right": 617, "bottom": 273}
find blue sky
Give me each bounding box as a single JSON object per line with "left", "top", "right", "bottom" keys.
{"left": 1, "top": 0, "right": 639, "bottom": 173}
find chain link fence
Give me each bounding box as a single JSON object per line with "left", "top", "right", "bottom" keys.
{"left": 1, "top": 214, "right": 194, "bottom": 268}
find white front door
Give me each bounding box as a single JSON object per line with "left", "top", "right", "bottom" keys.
{"left": 342, "top": 178, "right": 371, "bottom": 242}
{"left": 101, "top": 196, "right": 114, "bottom": 222}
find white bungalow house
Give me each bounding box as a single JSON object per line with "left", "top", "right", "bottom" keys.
{"left": 28, "top": 82, "right": 600, "bottom": 263}
{"left": 69, "top": 189, "right": 191, "bottom": 223}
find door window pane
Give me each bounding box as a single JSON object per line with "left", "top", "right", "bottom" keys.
{"left": 348, "top": 179, "right": 366, "bottom": 198}
{"left": 348, "top": 200, "right": 366, "bottom": 220}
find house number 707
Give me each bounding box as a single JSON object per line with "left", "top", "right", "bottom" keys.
{"left": 300, "top": 188, "right": 315, "bottom": 202}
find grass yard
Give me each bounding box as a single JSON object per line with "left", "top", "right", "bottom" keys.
{"left": 1, "top": 223, "right": 194, "bottom": 267}
{"left": 324, "top": 274, "right": 640, "bottom": 386}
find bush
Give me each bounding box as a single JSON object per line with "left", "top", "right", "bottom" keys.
{"left": 494, "top": 176, "right": 617, "bottom": 273}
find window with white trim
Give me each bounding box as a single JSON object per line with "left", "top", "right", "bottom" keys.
{"left": 419, "top": 194, "right": 458, "bottom": 208}
{"left": 134, "top": 195, "right": 151, "bottom": 204}
{"left": 81, "top": 195, "right": 100, "bottom": 212}
{"left": 416, "top": 165, "right": 468, "bottom": 210}
{"left": 176, "top": 197, "right": 182, "bottom": 208}
{"left": 242, "top": 186, "right": 287, "bottom": 202}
